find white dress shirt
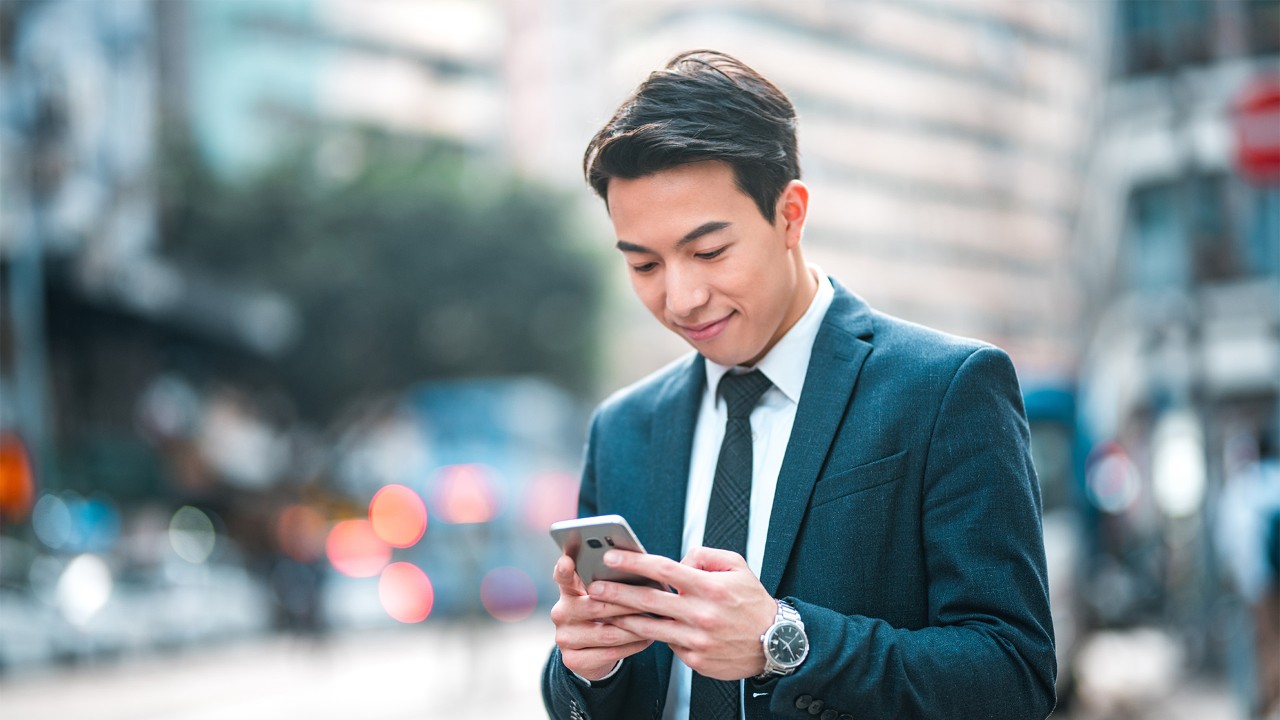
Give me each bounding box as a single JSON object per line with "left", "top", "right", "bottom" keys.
{"left": 662, "top": 268, "right": 834, "bottom": 720}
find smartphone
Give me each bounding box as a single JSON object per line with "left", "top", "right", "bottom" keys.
{"left": 549, "top": 514, "right": 668, "bottom": 592}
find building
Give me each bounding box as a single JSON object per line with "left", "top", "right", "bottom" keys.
{"left": 1067, "top": 0, "right": 1280, "bottom": 708}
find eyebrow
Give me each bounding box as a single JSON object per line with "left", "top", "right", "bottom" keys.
{"left": 615, "top": 221, "right": 731, "bottom": 254}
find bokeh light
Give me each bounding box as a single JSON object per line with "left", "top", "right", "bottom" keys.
{"left": 275, "top": 503, "right": 329, "bottom": 563}
{"left": 1151, "top": 412, "right": 1206, "bottom": 518}
{"left": 480, "top": 566, "right": 538, "bottom": 623}
{"left": 169, "top": 505, "right": 217, "bottom": 563}
{"left": 1086, "top": 442, "right": 1142, "bottom": 515}
{"left": 522, "top": 471, "right": 578, "bottom": 532}
{"left": 0, "top": 431, "right": 35, "bottom": 522}
{"left": 72, "top": 495, "right": 122, "bottom": 553}
{"left": 368, "top": 484, "right": 427, "bottom": 548}
{"left": 325, "top": 518, "right": 391, "bottom": 578}
{"left": 56, "top": 554, "right": 112, "bottom": 627}
{"left": 431, "top": 464, "right": 499, "bottom": 524}
{"left": 32, "top": 494, "right": 73, "bottom": 550}
{"left": 378, "top": 562, "right": 434, "bottom": 623}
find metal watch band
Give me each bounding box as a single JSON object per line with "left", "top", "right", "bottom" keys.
{"left": 776, "top": 599, "right": 802, "bottom": 627}
{"left": 759, "top": 599, "right": 807, "bottom": 679}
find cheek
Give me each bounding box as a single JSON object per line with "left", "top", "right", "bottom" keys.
{"left": 630, "top": 275, "right": 667, "bottom": 317}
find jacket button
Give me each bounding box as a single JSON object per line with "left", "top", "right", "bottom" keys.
{"left": 821, "top": 710, "right": 838, "bottom": 720}
{"left": 795, "top": 695, "right": 813, "bottom": 709}
{"left": 807, "top": 699, "right": 825, "bottom": 715}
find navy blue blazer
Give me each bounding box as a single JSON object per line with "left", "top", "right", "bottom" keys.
{"left": 543, "top": 281, "right": 1056, "bottom": 720}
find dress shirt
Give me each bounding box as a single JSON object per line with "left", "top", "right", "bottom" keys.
{"left": 662, "top": 267, "right": 835, "bottom": 720}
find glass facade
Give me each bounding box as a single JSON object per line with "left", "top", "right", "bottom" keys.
{"left": 1114, "top": 0, "right": 1280, "bottom": 76}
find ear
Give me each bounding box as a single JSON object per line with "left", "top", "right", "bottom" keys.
{"left": 778, "top": 180, "right": 809, "bottom": 250}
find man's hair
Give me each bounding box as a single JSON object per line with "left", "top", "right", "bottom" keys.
{"left": 583, "top": 50, "right": 800, "bottom": 222}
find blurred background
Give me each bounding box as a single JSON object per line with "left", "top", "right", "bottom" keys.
{"left": 0, "top": 0, "right": 1278, "bottom": 718}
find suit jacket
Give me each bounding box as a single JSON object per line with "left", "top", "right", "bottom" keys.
{"left": 543, "top": 281, "right": 1056, "bottom": 720}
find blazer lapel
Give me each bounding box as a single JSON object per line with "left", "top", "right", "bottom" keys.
{"left": 759, "top": 282, "right": 875, "bottom": 595}
{"left": 643, "top": 353, "right": 704, "bottom": 563}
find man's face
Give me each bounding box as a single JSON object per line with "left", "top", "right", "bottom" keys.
{"left": 607, "top": 161, "right": 809, "bottom": 368}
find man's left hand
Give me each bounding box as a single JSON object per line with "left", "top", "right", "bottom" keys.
{"left": 586, "top": 547, "right": 777, "bottom": 681}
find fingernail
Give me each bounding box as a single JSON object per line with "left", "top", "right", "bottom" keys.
{"left": 604, "top": 551, "right": 619, "bottom": 566}
{"left": 588, "top": 582, "right": 603, "bottom": 595}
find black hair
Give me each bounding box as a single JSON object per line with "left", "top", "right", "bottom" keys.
{"left": 583, "top": 50, "right": 800, "bottom": 222}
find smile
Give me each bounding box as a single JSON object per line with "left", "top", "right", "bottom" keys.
{"left": 678, "top": 313, "right": 733, "bottom": 341}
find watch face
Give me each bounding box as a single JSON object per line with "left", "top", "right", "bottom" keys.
{"left": 766, "top": 622, "right": 808, "bottom": 667}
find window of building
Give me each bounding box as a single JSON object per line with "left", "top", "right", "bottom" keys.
{"left": 1241, "top": 184, "right": 1280, "bottom": 276}
{"left": 1112, "top": 0, "right": 1232, "bottom": 77}
{"left": 1187, "top": 175, "right": 1239, "bottom": 283}
{"left": 1245, "top": 0, "right": 1280, "bottom": 56}
{"left": 1125, "top": 174, "right": 1276, "bottom": 292}
{"left": 1124, "top": 181, "right": 1190, "bottom": 291}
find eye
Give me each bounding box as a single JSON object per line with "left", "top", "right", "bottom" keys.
{"left": 631, "top": 262, "right": 658, "bottom": 274}
{"left": 695, "top": 247, "right": 726, "bottom": 260}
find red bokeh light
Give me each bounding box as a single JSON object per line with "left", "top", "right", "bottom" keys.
{"left": 0, "top": 431, "right": 36, "bottom": 523}
{"left": 522, "top": 471, "right": 579, "bottom": 532}
{"left": 480, "top": 566, "right": 538, "bottom": 623}
{"left": 325, "top": 519, "right": 391, "bottom": 578}
{"left": 432, "top": 464, "right": 499, "bottom": 524}
{"left": 379, "top": 562, "right": 434, "bottom": 623}
{"left": 368, "top": 484, "right": 427, "bottom": 548}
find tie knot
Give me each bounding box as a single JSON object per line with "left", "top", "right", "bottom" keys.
{"left": 718, "top": 370, "right": 772, "bottom": 419}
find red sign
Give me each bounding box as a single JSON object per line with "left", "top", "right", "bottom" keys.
{"left": 1235, "top": 76, "right": 1280, "bottom": 185}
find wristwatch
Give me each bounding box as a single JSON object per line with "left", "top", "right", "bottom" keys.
{"left": 758, "top": 599, "right": 809, "bottom": 678}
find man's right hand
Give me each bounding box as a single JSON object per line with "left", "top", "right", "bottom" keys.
{"left": 551, "top": 554, "right": 654, "bottom": 681}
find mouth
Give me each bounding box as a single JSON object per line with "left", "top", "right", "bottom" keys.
{"left": 677, "top": 313, "right": 733, "bottom": 342}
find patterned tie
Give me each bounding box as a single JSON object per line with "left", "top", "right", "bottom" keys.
{"left": 689, "top": 369, "right": 772, "bottom": 720}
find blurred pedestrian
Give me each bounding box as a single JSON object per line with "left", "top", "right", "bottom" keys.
{"left": 1216, "top": 424, "right": 1280, "bottom": 720}
{"left": 541, "top": 50, "right": 1056, "bottom": 720}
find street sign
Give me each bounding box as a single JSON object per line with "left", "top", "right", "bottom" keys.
{"left": 1234, "top": 76, "right": 1280, "bottom": 185}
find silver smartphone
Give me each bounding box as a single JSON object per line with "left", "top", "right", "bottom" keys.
{"left": 549, "top": 514, "right": 668, "bottom": 592}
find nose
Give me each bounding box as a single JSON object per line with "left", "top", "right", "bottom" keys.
{"left": 665, "top": 265, "right": 709, "bottom": 318}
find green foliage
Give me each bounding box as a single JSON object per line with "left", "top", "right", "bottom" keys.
{"left": 161, "top": 134, "right": 605, "bottom": 421}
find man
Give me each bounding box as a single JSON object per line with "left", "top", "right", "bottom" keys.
{"left": 543, "top": 50, "right": 1056, "bottom": 720}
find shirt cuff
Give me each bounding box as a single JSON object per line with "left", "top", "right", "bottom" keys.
{"left": 570, "top": 659, "right": 624, "bottom": 686}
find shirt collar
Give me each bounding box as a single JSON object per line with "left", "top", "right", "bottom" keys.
{"left": 704, "top": 266, "right": 835, "bottom": 406}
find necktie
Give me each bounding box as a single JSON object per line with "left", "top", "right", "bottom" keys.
{"left": 689, "top": 369, "right": 772, "bottom": 720}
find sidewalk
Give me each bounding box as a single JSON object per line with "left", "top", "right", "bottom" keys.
{"left": 0, "top": 618, "right": 555, "bottom": 720}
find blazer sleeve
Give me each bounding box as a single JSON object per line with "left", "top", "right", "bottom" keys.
{"left": 541, "top": 410, "right": 642, "bottom": 720}
{"left": 764, "top": 346, "right": 1057, "bottom": 720}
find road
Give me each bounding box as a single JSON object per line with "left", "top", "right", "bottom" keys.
{"left": 0, "top": 618, "right": 554, "bottom": 720}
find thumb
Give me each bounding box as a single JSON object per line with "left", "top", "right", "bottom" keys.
{"left": 554, "top": 554, "right": 588, "bottom": 596}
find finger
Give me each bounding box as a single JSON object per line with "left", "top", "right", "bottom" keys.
{"left": 562, "top": 639, "right": 653, "bottom": 675}
{"left": 555, "top": 589, "right": 655, "bottom": 626}
{"left": 607, "top": 612, "right": 690, "bottom": 648}
{"left": 575, "top": 595, "right": 653, "bottom": 622}
{"left": 680, "top": 546, "right": 750, "bottom": 572}
{"left": 553, "top": 555, "right": 587, "bottom": 596}
{"left": 556, "top": 618, "right": 650, "bottom": 650}
{"left": 602, "top": 550, "right": 704, "bottom": 592}
{"left": 587, "top": 580, "right": 686, "bottom": 622}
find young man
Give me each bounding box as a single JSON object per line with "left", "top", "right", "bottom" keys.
{"left": 543, "top": 50, "right": 1056, "bottom": 720}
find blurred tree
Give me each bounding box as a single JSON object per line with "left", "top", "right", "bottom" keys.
{"left": 160, "top": 133, "right": 604, "bottom": 421}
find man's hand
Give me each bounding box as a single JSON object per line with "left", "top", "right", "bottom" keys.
{"left": 587, "top": 547, "right": 777, "bottom": 681}
{"left": 550, "top": 554, "right": 654, "bottom": 681}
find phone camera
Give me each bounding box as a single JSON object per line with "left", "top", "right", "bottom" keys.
{"left": 604, "top": 536, "right": 616, "bottom": 547}
{"left": 586, "top": 538, "right": 604, "bottom": 549}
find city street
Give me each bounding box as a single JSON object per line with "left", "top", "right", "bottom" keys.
{"left": 0, "top": 618, "right": 555, "bottom": 720}
{"left": 0, "top": 615, "right": 1242, "bottom": 720}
